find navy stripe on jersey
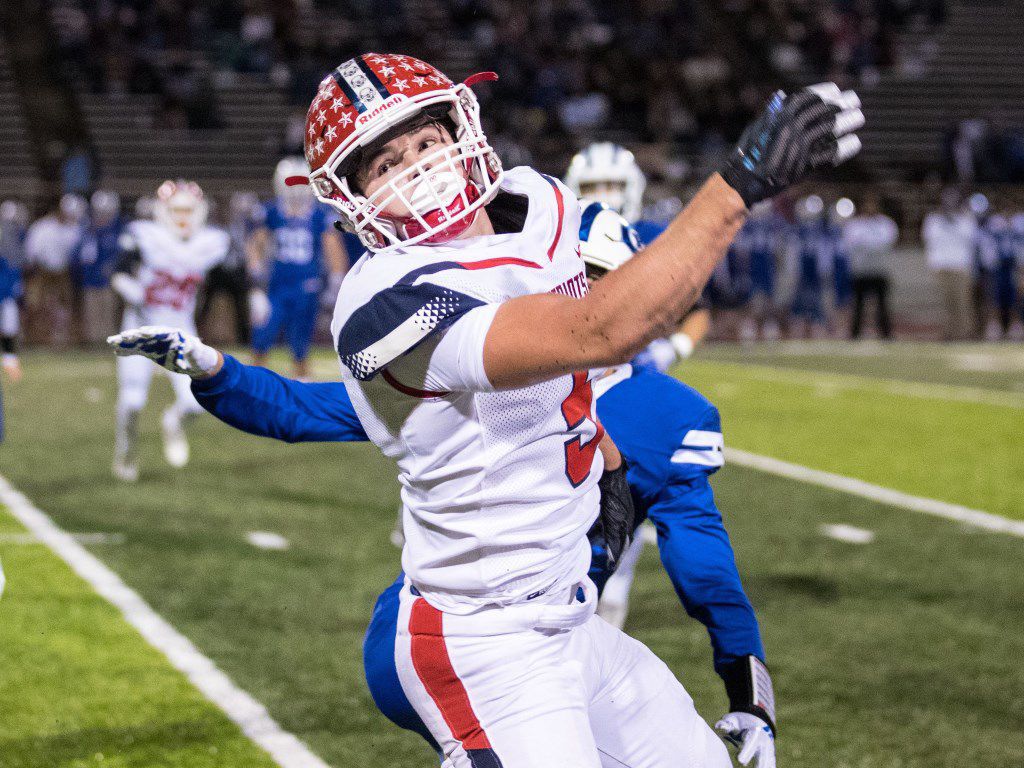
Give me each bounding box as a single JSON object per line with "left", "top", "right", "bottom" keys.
{"left": 331, "top": 66, "right": 366, "bottom": 113}
{"left": 336, "top": 281, "right": 485, "bottom": 381}
{"left": 355, "top": 58, "right": 392, "bottom": 101}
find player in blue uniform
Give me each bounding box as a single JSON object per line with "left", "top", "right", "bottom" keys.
{"left": 978, "top": 212, "right": 1023, "bottom": 338}
{"left": 249, "top": 157, "right": 346, "bottom": 378}
{"left": 148, "top": 204, "right": 776, "bottom": 768}
{"left": 788, "top": 195, "right": 830, "bottom": 338}
{"left": 826, "top": 200, "right": 853, "bottom": 336}
{"left": 565, "top": 143, "right": 710, "bottom": 365}
{"left": 71, "top": 191, "right": 123, "bottom": 345}
{"left": 0, "top": 217, "right": 23, "bottom": 441}
{"left": 731, "top": 202, "right": 784, "bottom": 341}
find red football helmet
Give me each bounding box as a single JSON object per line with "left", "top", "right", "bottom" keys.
{"left": 302, "top": 53, "right": 503, "bottom": 252}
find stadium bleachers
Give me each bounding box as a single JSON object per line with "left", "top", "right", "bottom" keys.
{"left": 0, "top": 43, "right": 42, "bottom": 199}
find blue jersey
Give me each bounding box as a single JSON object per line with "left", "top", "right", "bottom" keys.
{"left": 981, "top": 216, "right": 1021, "bottom": 308}
{"left": 790, "top": 219, "right": 830, "bottom": 320}
{"left": 735, "top": 214, "right": 782, "bottom": 297}
{"left": 71, "top": 219, "right": 123, "bottom": 288}
{"left": 263, "top": 201, "right": 330, "bottom": 292}
{"left": 632, "top": 218, "right": 666, "bottom": 246}
{"left": 0, "top": 252, "right": 22, "bottom": 302}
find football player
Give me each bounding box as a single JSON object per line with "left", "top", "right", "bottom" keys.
{"left": 0, "top": 225, "right": 23, "bottom": 443}
{"left": 248, "top": 157, "right": 347, "bottom": 379}
{"left": 110, "top": 52, "right": 861, "bottom": 768}
{"left": 565, "top": 142, "right": 709, "bottom": 365}
{"left": 110, "top": 180, "right": 229, "bottom": 481}
{"left": 787, "top": 195, "right": 831, "bottom": 338}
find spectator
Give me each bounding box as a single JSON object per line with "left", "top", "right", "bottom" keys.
{"left": 24, "top": 195, "right": 86, "bottom": 346}
{"left": 843, "top": 193, "right": 899, "bottom": 339}
{"left": 70, "top": 191, "right": 123, "bottom": 345}
{"left": 922, "top": 188, "right": 977, "bottom": 341}
{"left": 0, "top": 201, "right": 29, "bottom": 269}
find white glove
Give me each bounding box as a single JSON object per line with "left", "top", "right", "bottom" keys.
{"left": 249, "top": 288, "right": 271, "bottom": 327}
{"left": 107, "top": 326, "right": 221, "bottom": 379}
{"left": 715, "top": 712, "right": 776, "bottom": 768}
{"left": 669, "top": 331, "right": 695, "bottom": 360}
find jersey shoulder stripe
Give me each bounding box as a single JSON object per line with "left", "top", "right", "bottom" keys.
{"left": 336, "top": 279, "right": 485, "bottom": 380}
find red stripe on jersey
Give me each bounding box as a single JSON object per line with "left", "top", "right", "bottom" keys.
{"left": 409, "top": 598, "right": 493, "bottom": 751}
{"left": 547, "top": 180, "right": 565, "bottom": 262}
{"left": 382, "top": 369, "right": 449, "bottom": 399}
{"left": 457, "top": 257, "right": 541, "bottom": 270}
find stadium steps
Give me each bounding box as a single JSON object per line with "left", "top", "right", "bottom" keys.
{"left": 80, "top": 75, "right": 291, "bottom": 197}
{"left": 0, "top": 43, "right": 46, "bottom": 198}
{"left": 858, "top": 0, "right": 1024, "bottom": 175}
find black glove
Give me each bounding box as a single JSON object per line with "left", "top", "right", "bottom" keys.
{"left": 720, "top": 83, "right": 864, "bottom": 207}
{"left": 588, "top": 460, "right": 635, "bottom": 568}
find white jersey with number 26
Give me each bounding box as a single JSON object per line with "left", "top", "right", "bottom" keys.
{"left": 331, "top": 167, "right": 603, "bottom": 615}
{"left": 120, "top": 220, "right": 230, "bottom": 330}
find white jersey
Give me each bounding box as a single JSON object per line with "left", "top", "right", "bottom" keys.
{"left": 121, "top": 220, "right": 230, "bottom": 329}
{"left": 331, "top": 167, "right": 602, "bottom": 614}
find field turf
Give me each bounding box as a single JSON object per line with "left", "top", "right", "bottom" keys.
{"left": 1, "top": 342, "right": 1021, "bottom": 767}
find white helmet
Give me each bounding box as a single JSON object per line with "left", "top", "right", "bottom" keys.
{"left": 274, "top": 156, "right": 314, "bottom": 212}
{"left": 578, "top": 201, "right": 642, "bottom": 278}
{"left": 564, "top": 142, "right": 646, "bottom": 222}
{"left": 795, "top": 194, "right": 825, "bottom": 222}
{"left": 59, "top": 194, "right": 88, "bottom": 223}
{"left": 90, "top": 190, "right": 121, "bottom": 222}
{"left": 154, "top": 179, "right": 208, "bottom": 239}
{"left": 0, "top": 200, "right": 28, "bottom": 227}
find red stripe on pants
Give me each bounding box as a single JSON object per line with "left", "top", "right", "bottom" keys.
{"left": 409, "top": 598, "right": 493, "bottom": 751}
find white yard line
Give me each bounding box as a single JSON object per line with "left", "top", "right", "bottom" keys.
{"left": 0, "top": 475, "right": 331, "bottom": 768}
{"left": 247, "top": 531, "right": 290, "bottom": 551}
{"left": 0, "top": 531, "right": 125, "bottom": 545}
{"left": 820, "top": 523, "right": 875, "bottom": 544}
{"left": 698, "top": 360, "right": 1024, "bottom": 410}
{"left": 725, "top": 448, "right": 1024, "bottom": 538}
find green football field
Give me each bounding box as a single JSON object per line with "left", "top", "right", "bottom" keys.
{"left": 1, "top": 342, "right": 1021, "bottom": 768}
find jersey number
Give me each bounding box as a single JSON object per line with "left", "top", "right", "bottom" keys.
{"left": 561, "top": 371, "right": 604, "bottom": 488}
{"left": 145, "top": 271, "right": 200, "bottom": 310}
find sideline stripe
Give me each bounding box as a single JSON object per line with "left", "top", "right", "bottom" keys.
{"left": 725, "top": 448, "right": 1024, "bottom": 538}
{"left": 696, "top": 360, "right": 1024, "bottom": 410}
{"left": 0, "top": 475, "right": 331, "bottom": 768}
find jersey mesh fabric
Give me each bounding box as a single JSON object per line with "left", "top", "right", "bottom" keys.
{"left": 332, "top": 167, "right": 600, "bottom": 613}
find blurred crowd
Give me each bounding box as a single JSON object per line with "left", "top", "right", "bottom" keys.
{"left": 1, "top": 179, "right": 1021, "bottom": 353}
{"left": 726, "top": 0, "right": 947, "bottom": 85}
{"left": 45, "top": 0, "right": 945, "bottom": 173}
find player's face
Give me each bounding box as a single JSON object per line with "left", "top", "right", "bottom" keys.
{"left": 580, "top": 181, "right": 627, "bottom": 214}
{"left": 355, "top": 123, "right": 463, "bottom": 218}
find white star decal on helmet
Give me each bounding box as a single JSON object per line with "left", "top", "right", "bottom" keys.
{"left": 369, "top": 56, "right": 388, "bottom": 65}
{"left": 313, "top": 137, "right": 324, "bottom": 156}
{"left": 392, "top": 78, "right": 409, "bottom": 92}
{"left": 330, "top": 97, "right": 345, "bottom": 112}
{"left": 380, "top": 65, "right": 396, "bottom": 77}
{"left": 400, "top": 60, "right": 416, "bottom": 71}
{"left": 324, "top": 124, "right": 338, "bottom": 141}
{"left": 338, "top": 112, "right": 353, "bottom": 127}
{"left": 413, "top": 76, "right": 427, "bottom": 86}
{"left": 430, "top": 75, "right": 445, "bottom": 85}
{"left": 316, "top": 109, "right": 327, "bottom": 125}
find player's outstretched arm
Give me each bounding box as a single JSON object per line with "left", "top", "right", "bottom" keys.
{"left": 107, "top": 327, "right": 368, "bottom": 444}
{"left": 484, "top": 84, "right": 862, "bottom": 389}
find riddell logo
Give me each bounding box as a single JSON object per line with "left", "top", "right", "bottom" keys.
{"left": 357, "top": 95, "right": 408, "bottom": 126}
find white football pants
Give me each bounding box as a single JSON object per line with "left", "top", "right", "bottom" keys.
{"left": 116, "top": 353, "right": 202, "bottom": 416}
{"left": 393, "top": 578, "right": 730, "bottom": 768}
